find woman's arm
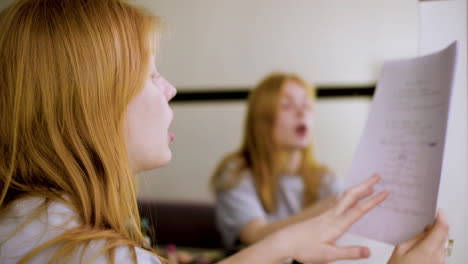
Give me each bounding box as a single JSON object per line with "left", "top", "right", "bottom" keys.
{"left": 239, "top": 195, "right": 337, "bottom": 244}
{"left": 219, "top": 175, "right": 389, "bottom": 264}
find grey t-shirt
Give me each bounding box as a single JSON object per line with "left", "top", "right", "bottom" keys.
{"left": 215, "top": 168, "right": 342, "bottom": 249}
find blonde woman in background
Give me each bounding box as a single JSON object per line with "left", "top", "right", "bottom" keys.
{"left": 211, "top": 72, "right": 450, "bottom": 263}
{"left": 212, "top": 73, "right": 343, "bottom": 250}
{"left": 0, "top": 0, "right": 449, "bottom": 264}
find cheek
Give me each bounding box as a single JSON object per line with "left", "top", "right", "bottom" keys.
{"left": 144, "top": 96, "right": 170, "bottom": 144}
{"left": 275, "top": 111, "right": 294, "bottom": 129}
{"left": 273, "top": 115, "right": 291, "bottom": 142}
{"left": 130, "top": 97, "right": 156, "bottom": 128}
{"left": 126, "top": 90, "right": 166, "bottom": 144}
{"left": 138, "top": 82, "right": 168, "bottom": 122}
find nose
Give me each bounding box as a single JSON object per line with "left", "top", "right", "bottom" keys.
{"left": 161, "top": 76, "right": 177, "bottom": 101}
{"left": 295, "top": 105, "right": 305, "bottom": 117}
{"left": 167, "top": 81, "right": 177, "bottom": 101}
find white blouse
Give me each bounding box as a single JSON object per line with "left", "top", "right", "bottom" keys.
{"left": 0, "top": 197, "right": 161, "bottom": 264}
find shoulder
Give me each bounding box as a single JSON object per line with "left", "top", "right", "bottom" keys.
{"left": 88, "top": 245, "right": 161, "bottom": 264}
{"left": 219, "top": 154, "right": 247, "bottom": 176}
{"left": 213, "top": 154, "right": 253, "bottom": 191}
{"left": 216, "top": 169, "right": 255, "bottom": 196}
{"left": 0, "top": 197, "right": 162, "bottom": 264}
{"left": 0, "top": 197, "right": 80, "bottom": 263}
{"left": 47, "top": 239, "right": 162, "bottom": 263}
{"left": 321, "top": 171, "right": 338, "bottom": 186}
{"left": 320, "top": 172, "right": 344, "bottom": 197}
{"left": 134, "top": 247, "right": 162, "bottom": 264}
{"left": 0, "top": 196, "right": 79, "bottom": 240}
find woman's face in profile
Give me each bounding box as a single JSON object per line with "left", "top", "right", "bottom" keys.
{"left": 125, "top": 55, "right": 177, "bottom": 173}
{"left": 273, "top": 80, "right": 314, "bottom": 150}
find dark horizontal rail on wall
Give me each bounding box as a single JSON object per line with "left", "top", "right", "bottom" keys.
{"left": 171, "top": 85, "right": 375, "bottom": 103}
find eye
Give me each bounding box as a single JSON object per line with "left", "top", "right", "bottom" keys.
{"left": 151, "top": 72, "right": 161, "bottom": 82}
{"left": 280, "top": 99, "right": 293, "bottom": 109}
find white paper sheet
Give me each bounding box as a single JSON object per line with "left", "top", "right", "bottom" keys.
{"left": 345, "top": 42, "right": 458, "bottom": 245}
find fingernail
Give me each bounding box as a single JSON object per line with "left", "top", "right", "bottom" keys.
{"left": 361, "top": 248, "right": 370, "bottom": 258}
{"left": 380, "top": 190, "right": 390, "bottom": 197}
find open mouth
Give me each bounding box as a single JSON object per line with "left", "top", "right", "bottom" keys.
{"left": 168, "top": 131, "right": 175, "bottom": 142}
{"left": 295, "top": 124, "right": 307, "bottom": 137}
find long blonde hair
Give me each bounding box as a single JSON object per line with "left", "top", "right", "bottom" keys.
{"left": 0, "top": 0, "right": 161, "bottom": 263}
{"left": 212, "top": 73, "right": 329, "bottom": 213}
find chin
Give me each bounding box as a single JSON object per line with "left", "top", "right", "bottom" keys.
{"left": 296, "top": 145, "right": 308, "bottom": 150}
{"left": 292, "top": 141, "right": 309, "bottom": 149}
{"left": 284, "top": 144, "right": 307, "bottom": 151}
{"left": 137, "top": 151, "right": 173, "bottom": 172}
{"left": 155, "top": 152, "right": 173, "bottom": 168}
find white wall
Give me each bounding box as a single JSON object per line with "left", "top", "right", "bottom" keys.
{"left": 137, "top": 0, "right": 418, "bottom": 88}
{"left": 136, "top": 0, "right": 419, "bottom": 204}
{"left": 418, "top": 0, "right": 468, "bottom": 263}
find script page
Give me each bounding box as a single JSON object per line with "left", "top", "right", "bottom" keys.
{"left": 345, "top": 42, "right": 457, "bottom": 245}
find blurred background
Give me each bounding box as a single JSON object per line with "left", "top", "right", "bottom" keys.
{"left": 130, "top": 2, "right": 467, "bottom": 263}
{"left": 134, "top": 0, "right": 419, "bottom": 202}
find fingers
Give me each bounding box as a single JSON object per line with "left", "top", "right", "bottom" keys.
{"left": 323, "top": 245, "right": 370, "bottom": 261}
{"left": 340, "top": 190, "right": 389, "bottom": 229}
{"left": 420, "top": 210, "right": 449, "bottom": 250}
{"left": 335, "top": 174, "right": 381, "bottom": 215}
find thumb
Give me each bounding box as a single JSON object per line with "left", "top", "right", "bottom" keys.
{"left": 394, "top": 227, "right": 428, "bottom": 254}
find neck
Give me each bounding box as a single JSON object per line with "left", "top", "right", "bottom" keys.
{"left": 281, "top": 149, "right": 302, "bottom": 175}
